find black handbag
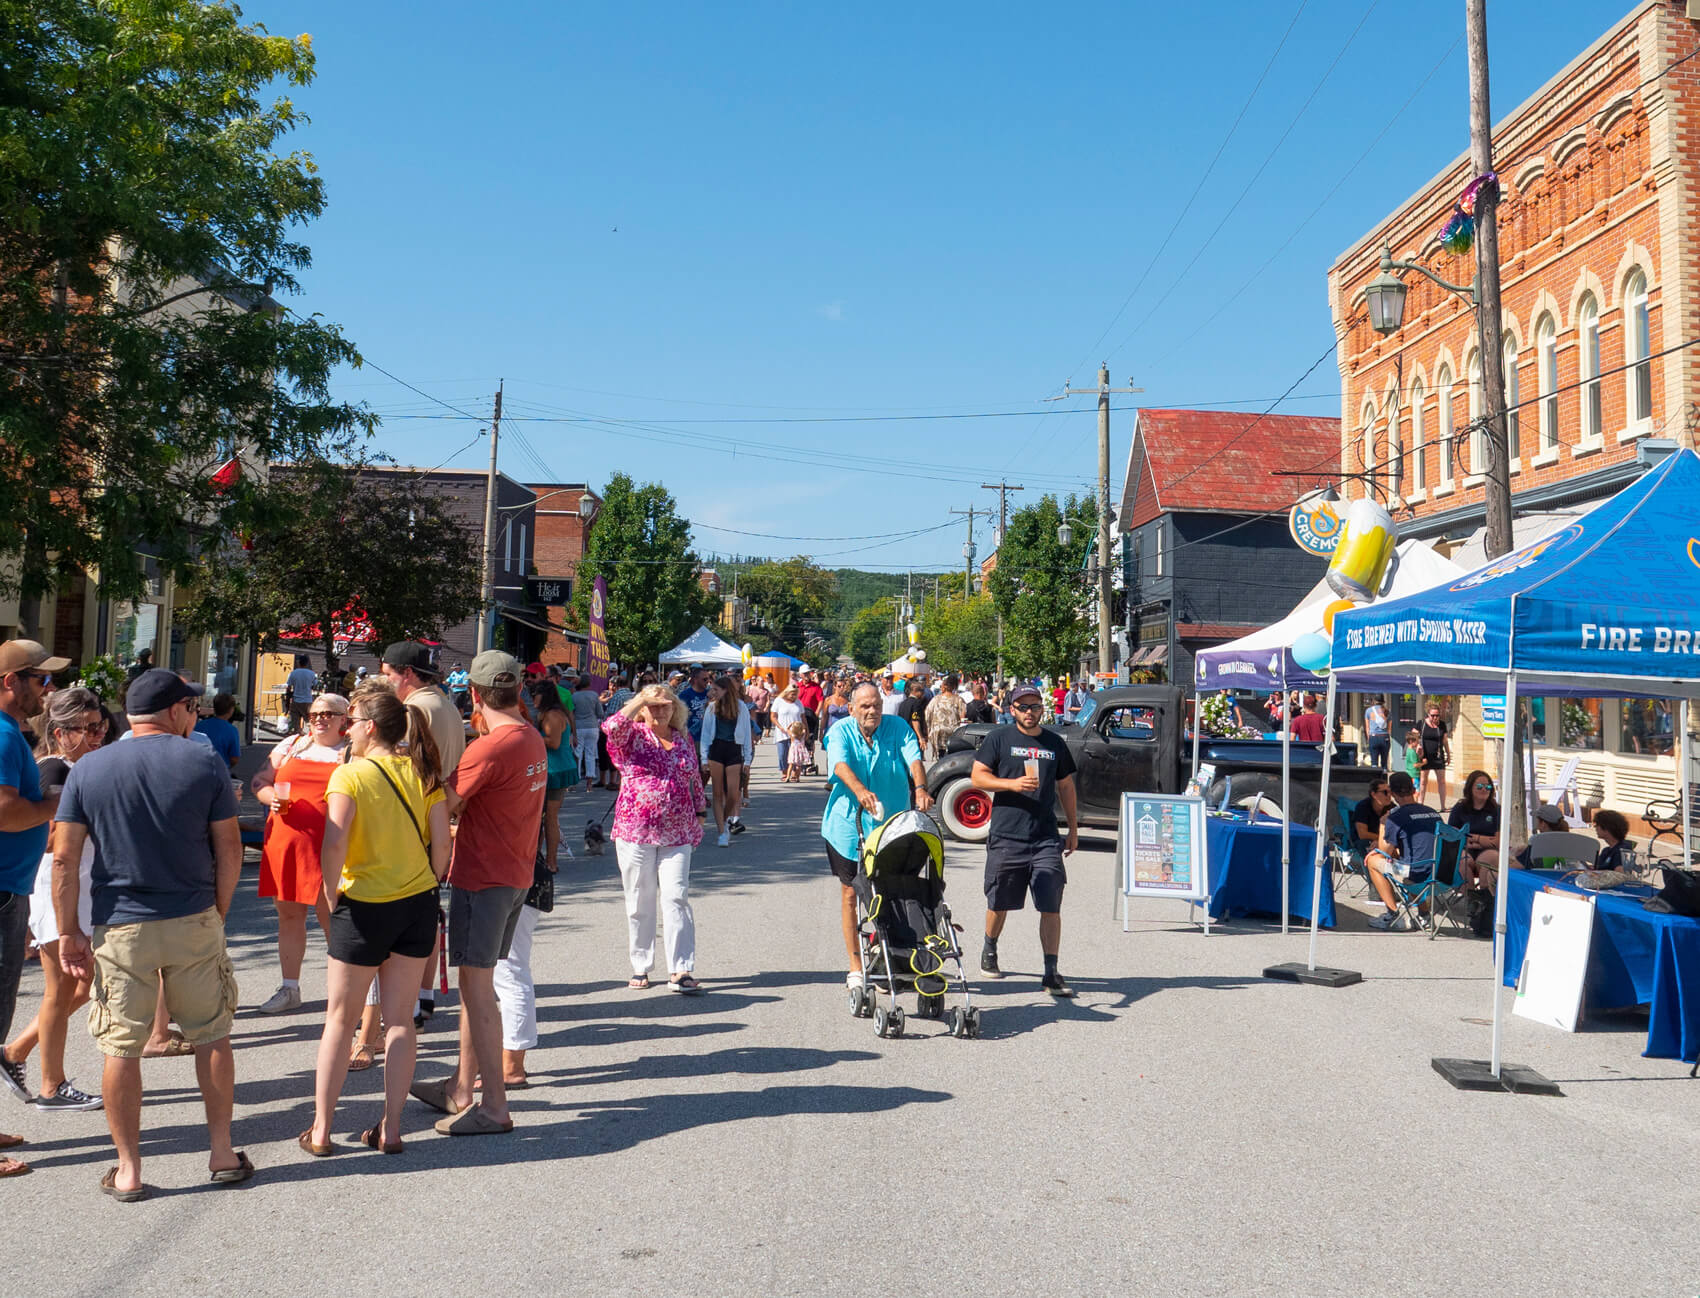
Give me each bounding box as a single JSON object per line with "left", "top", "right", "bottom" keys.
{"left": 1654, "top": 867, "right": 1700, "bottom": 918}
{"left": 525, "top": 828, "right": 555, "bottom": 913}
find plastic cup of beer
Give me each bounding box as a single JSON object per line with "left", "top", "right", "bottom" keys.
{"left": 1023, "top": 759, "right": 1039, "bottom": 781}
{"left": 275, "top": 781, "right": 291, "bottom": 801}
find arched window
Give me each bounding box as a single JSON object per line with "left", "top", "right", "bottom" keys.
{"left": 1359, "top": 401, "right": 1376, "bottom": 483}
{"left": 1467, "top": 351, "right": 1485, "bottom": 474}
{"left": 1437, "top": 364, "right": 1455, "bottom": 487}
{"left": 1409, "top": 380, "right": 1426, "bottom": 492}
{"left": 1503, "top": 337, "right": 1520, "bottom": 464}
{"left": 1537, "top": 315, "right": 1558, "bottom": 450}
{"left": 1626, "top": 270, "right": 1651, "bottom": 424}
{"left": 1578, "top": 294, "right": 1601, "bottom": 443}
{"left": 1385, "top": 396, "right": 1402, "bottom": 498}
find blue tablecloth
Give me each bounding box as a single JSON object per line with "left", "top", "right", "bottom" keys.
{"left": 1501, "top": 869, "right": 1700, "bottom": 1062}
{"left": 1204, "top": 815, "right": 1333, "bottom": 927}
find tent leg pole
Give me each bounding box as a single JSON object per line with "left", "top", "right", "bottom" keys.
{"left": 1306, "top": 676, "right": 1338, "bottom": 972}
{"left": 1490, "top": 672, "right": 1519, "bottom": 1080}
{"left": 1281, "top": 710, "right": 1291, "bottom": 936}
{"left": 1682, "top": 698, "right": 1692, "bottom": 873}
{"left": 1190, "top": 707, "right": 1202, "bottom": 784}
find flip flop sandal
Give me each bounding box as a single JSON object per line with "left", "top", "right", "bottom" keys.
{"left": 669, "top": 975, "right": 704, "bottom": 995}
{"left": 359, "top": 1126, "right": 405, "bottom": 1155}
{"left": 99, "top": 1165, "right": 147, "bottom": 1201}
{"left": 627, "top": 974, "right": 651, "bottom": 990}
{"left": 346, "top": 1044, "right": 376, "bottom": 1072}
{"left": 297, "top": 1130, "right": 334, "bottom": 1158}
{"left": 434, "top": 1107, "right": 515, "bottom": 1136}
{"left": 407, "top": 1078, "right": 466, "bottom": 1116}
{"left": 142, "top": 1034, "right": 195, "bottom": 1058}
{"left": 0, "top": 1133, "right": 24, "bottom": 1150}
{"left": 0, "top": 1156, "right": 30, "bottom": 1178}
{"left": 209, "top": 1151, "right": 255, "bottom": 1185}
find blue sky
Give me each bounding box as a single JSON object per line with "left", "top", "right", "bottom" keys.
{"left": 272, "top": 0, "right": 1627, "bottom": 572}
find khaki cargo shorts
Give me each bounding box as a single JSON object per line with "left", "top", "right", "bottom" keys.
{"left": 88, "top": 908, "right": 239, "bottom": 1058}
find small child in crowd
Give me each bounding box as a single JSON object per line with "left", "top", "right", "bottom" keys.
{"left": 1403, "top": 727, "right": 1423, "bottom": 782}
{"left": 784, "top": 721, "right": 810, "bottom": 782}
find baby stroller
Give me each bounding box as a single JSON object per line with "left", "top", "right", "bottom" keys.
{"left": 849, "top": 808, "right": 981, "bottom": 1039}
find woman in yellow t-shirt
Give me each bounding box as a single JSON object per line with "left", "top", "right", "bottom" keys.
{"left": 301, "top": 690, "right": 449, "bottom": 1157}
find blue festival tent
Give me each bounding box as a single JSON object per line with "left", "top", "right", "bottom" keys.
{"left": 1309, "top": 447, "right": 1700, "bottom": 1078}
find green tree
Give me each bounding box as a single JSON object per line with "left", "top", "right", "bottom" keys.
{"left": 736, "top": 556, "right": 837, "bottom": 656}
{"left": 178, "top": 467, "right": 482, "bottom": 671}
{"left": 0, "top": 2, "right": 375, "bottom": 619}
{"left": 987, "top": 494, "right": 1097, "bottom": 678}
{"left": 918, "top": 595, "right": 998, "bottom": 678}
{"left": 846, "top": 597, "right": 897, "bottom": 670}
{"left": 572, "top": 473, "right": 716, "bottom": 668}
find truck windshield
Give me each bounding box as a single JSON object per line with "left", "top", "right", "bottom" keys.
{"left": 1075, "top": 695, "right": 1097, "bottom": 729}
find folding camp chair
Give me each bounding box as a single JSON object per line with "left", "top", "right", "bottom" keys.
{"left": 1331, "top": 796, "right": 1373, "bottom": 898}
{"left": 1380, "top": 822, "right": 1465, "bottom": 934}
{"left": 1424, "top": 823, "right": 1470, "bottom": 939}
{"left": 1524, "top": 830, "right": 1600, "bottom": 870}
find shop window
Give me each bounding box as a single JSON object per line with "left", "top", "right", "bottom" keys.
{"left": 1619, "top": 698, "right": 1675, "bottom": 756}
{"left": 1578, "top": 295, "right": 1601, "bottom": 443}
{"left": 1561, "top": 698, "right": 1603, "bottom": 750}
{"left": 1385, "top": 403, "right": 1401, "bottom": 496}
{"left": 1409, "top": 381, "right": 1426, "bottom": 491}
{"left": 1437, "top": 366, "right": 1455, "bottom": 486}
{"left": 1536, "top": 315, "right": 1558, "bottom": 449}
{"left": 1503, "top": 337, "right": 1520, "bottom": 463}
{"left": 1625, "top": 270, "right": 1651, "bottom": 425}
{"left": 1467, "top": 352, "right": 1485, "bottom": 473}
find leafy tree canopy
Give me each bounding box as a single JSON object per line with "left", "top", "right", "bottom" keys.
{"left": 572, "top": 473, "right": 717, "bottom": 668}
{"left": 177, "top": 466, "right": 483, "bottom": 671}
{"left": 986, "top": 493, "right": 1097, "bottom": 679}
{"left": 1, "top": 0, "right": 373, "bottom": 614}
{"left": 733, "top": 557, "right": 837, "bottom": 657}
{"left": 845, "top": 596, "right": 898, "bottom": 670}
{"left": 917, "top": 594, "right": 998, "bottom": 679}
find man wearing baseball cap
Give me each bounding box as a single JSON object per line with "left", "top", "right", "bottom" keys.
{"left": 411, "top": 650, "right": 544, "bottom": 1135}
{"left": 969, "top": 682, "right": 1080, "bottom": 996}
{"left": 53, "top": 668, "right": 251, "bottom": 1194}
{"left": 0, "top": 642, "right": 69, "bottom": 1172}
{"left": 382, "top": 641, "right": 464, "bottom": 779}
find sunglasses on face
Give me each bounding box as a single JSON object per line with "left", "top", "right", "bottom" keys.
{"left": 308, "top": 712, "right": 341, "bottom": 722}
{"left": 1011, "top": 701, "right": 1044, "bottom": 712}
{"left": 60, "top": 720, "right": 107, "bottom": 737}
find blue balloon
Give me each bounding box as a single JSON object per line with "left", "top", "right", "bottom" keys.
{"left": 1291, "top": 631, "right": 1332, "bottom": 673}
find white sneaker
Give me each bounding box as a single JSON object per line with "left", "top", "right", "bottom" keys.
{"left": 1367, "top": 910, "right": 1401, "bottom": 931}
{"left": 258, "top": 985, "right": 302, "bottom": 1014}
{"left": 846, "top": 970, "right": 865, "bottom": 990}
{"left": 717, "top": 830, "right": 730, "bottom": 848}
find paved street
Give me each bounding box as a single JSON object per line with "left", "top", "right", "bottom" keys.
{"left": 5, "top": 757, "right": 1695, "bottom": 1298}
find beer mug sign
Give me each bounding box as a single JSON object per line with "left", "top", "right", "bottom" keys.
{"left": 1325, "top": 498, "right": 1396, "bottom": 602}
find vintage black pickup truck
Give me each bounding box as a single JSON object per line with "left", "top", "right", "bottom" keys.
{"left": 923, "top": 685, "right": 1379, "bottom": 842}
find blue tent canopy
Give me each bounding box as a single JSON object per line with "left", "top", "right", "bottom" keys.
{"left": 1330, "top": 448, "right": 1700, "bottom": 700}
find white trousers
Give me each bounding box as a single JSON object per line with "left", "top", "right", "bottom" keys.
{"left": 493, "top": 902, "right": 540, "bottom": 1051}
{"left": 615, "top": 841, "right": 695, "bottom": 975}
{"left": 574, "top": 727, "right": 599, "bottom": 784}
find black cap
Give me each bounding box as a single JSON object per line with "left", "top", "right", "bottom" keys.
{"left": 382, "top": 641, "right": 436, "bottom": 676}
{"left": 127, "top": 668, "right": 203, "bottom": 715}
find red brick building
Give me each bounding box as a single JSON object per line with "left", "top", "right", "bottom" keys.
{"left": 1327, "top": 0, "right": 1698, "bottom": 809}
{"left": 525, "top": 482, "right": 599, "bottom": 667}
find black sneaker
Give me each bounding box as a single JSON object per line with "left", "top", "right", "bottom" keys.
{"left": 728, "top": 817, "right": 747, "bottom": 835}
{"left": 0, "top": 1052, "right": 28, "bottom": 1104}
{"left": 413, "top": 1000, "right": 434, "bottom": 1030}
{"left": 31, "top": 1080, "right": 101, "bottom": 1113}
{"left": 1042, "top": 972, "right": 1076, "bottom": 998}
{"left": 979, "top": 948, "right": 1003, "bottom": 979}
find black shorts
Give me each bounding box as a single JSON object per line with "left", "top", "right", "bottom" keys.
{"left": 325, "top": 888, "right": 439, "bottom": 967}
{"left": 825, "top": 840, "right": 859, "bottom": 886}
{"left": 706, "top": 738, "right": 744, "bottom": 767}
{"left": 984, "top": 837, "right": 1067, "bottom": 913}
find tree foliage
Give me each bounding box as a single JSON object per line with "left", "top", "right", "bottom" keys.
{"left": 735, "top": 557, "right": 837, "bottom": 656}
{"left": 917, "top": 595, "right": 998, "bottom": 678}
{"left": 0, "top": 0, "right": 373, "bottom": 616}
{"left": 986, "top": 494, "right": 1097, "bottom": 679}
{"left": 845, "top": 597, "right": 897, "bottom": 670}
{"left": 177, "top": 467, "right": 483, "bottom": 671}
{"left": 571, "top": 473, "right": 716, "bottom": 668}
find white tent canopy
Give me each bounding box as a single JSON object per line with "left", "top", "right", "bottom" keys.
{"left": 657, "top": 626, "right": 744, "bottom": 667}
{"left": 885, "top": 650, "right": 933, "bottom": 677}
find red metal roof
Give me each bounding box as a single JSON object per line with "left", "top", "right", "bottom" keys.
{"left": 1121, "top": 409, "right": 1341, "bottom": 530}
{"left": 1176, "top": 621, "right": 1265, "bottom": 640}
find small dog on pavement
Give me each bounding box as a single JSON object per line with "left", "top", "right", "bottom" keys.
{"left": 583, "top": 820, "right": 606, "bottom": 856}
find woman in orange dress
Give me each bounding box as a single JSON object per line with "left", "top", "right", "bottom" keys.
{"left": 251, "top": 693, "right": 352, "bottom": 1015}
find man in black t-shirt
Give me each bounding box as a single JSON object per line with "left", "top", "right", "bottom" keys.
{"left": 963, "top": 681, "right": 996, "bottom": 726}
{"left": 1364, "top": 772, "right": 1442, "bottom": 931}
{"left": 970, "top": 684, "right": 1079, "bottom": 996}
{"left": 1351, "top": 777, "right": 1392, "bottom": 854}
{"left": 896, "top": 679, "right": 927, "bottom": 749}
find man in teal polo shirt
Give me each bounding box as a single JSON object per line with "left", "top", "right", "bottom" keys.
{"left": 821, "top": 683, "right": 931, "bottom": 991}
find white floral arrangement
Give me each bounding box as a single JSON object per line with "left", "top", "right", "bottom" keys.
{"left": 1199, "top": 691, "right": 1261, "bottom": 740}
{"left": 78, "top": 654, "right": 125, "bottom": 704}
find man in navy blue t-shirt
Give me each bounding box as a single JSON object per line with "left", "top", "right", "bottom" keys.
{"left": 1364, "top": 771, "right": 1441, "bottom": 931}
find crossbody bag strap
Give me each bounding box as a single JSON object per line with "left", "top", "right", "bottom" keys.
{"left": 367, "top": 758, "right": 428, "bottom": 851}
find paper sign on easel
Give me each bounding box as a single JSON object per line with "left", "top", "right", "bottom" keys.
{"left": 1513, "top": 889, "right": 1595, "bottom": 1032}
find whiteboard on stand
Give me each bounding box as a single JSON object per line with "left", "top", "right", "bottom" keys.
{"left": 1513, "top": 888, "right": 1595, "bottom": 1033}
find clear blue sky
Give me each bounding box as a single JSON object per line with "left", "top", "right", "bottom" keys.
{"left": 272, "top": 0, "right": 1626, "bottom": 572}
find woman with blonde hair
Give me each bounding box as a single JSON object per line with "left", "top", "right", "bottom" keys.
{"left": 301, "top": 688, "right": 449, "bottom": 1156}
{"left": 251, "top": 692, "right": 352, "bottom": 1015}
{"left": 603, "top": 685, "right": 707, "bottom": 993}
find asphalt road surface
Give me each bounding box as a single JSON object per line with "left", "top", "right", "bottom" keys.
{"left": 4, "top": 756, "right": 1695, "bottom": 1297}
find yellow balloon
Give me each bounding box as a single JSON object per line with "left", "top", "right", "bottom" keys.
{"left": 1321, "top": 598, "right": 1356, "bottom": 634}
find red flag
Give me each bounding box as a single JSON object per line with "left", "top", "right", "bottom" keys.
{"left": 209, "top": 457, "right": 240, "bottom": 492}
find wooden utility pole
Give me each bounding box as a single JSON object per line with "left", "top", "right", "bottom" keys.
{"left": 1468, "top": 0, "right": 1512, "bottom": 561}
{"left": 474, "top": 381, "right": 503, "bottom": 651}
{"left": 1049, "top": 366, "right": 1140, "bottom": 676}
{"left": 981, "top": 481, "right": 1024, "bottom": 683}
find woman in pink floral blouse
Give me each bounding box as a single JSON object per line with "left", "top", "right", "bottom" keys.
{"left": 603, "top": 685, "right": 708, "bottom": 993}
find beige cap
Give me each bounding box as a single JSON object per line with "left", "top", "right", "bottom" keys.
{"left": 0, "top": 640, "right": 71, "bottom": 676}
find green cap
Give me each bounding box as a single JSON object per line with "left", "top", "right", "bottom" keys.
{"left": 469, "top": 649, "right": 522, "bottom": 689}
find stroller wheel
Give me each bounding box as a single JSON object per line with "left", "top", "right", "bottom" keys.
{"left": 873, "top": 1006, "right": 890, "bottom": 1037}
{"left": 915, "top": 994, "right": 943, "bottom": 1020}
{"left": 963, "top": 1007, "right": 982, "bottom": 1039}
{"left": 887, "top": 1007, "right": 905, "bottom": 1038}
{"left": 945, "top": 1008, "right": 964, "bottom": 1037}
{"left": 847, "top": 986, "right": 864, "bottom": 1017}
